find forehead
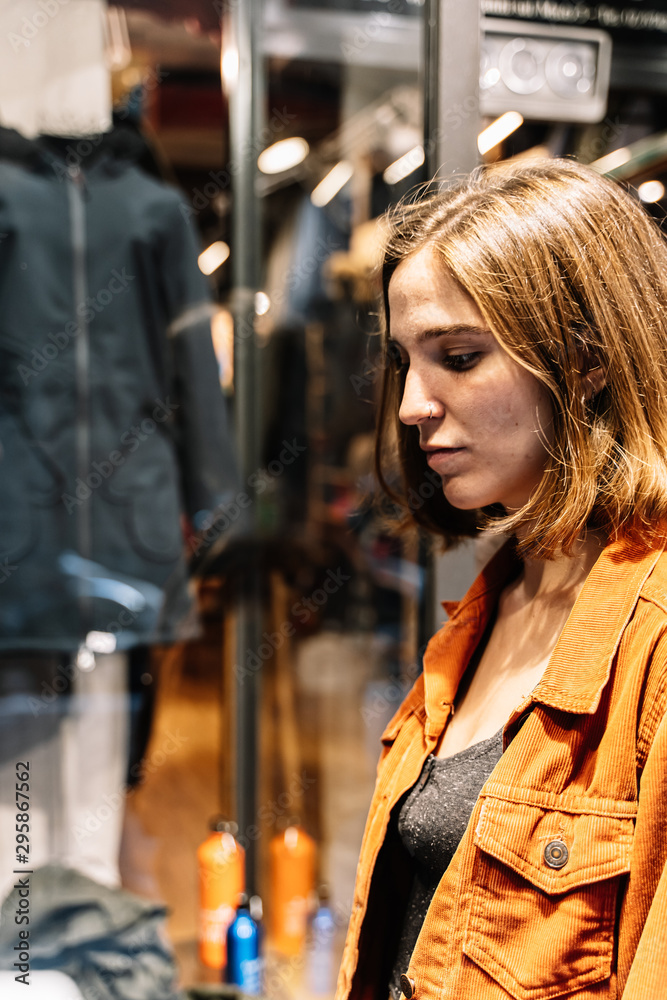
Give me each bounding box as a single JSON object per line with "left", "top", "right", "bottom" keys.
{"left": 387, "top": 247, "right": 487, "bottom": 338}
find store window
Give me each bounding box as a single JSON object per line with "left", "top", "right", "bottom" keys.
{"left": 0, "top": 1, "right": 427, "bottom": 997}
{"left": 1, "top": 1, "right": 667, "bottom": 998}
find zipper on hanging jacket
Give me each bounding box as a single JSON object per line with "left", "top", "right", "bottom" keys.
{"left": 67, "top": 165, "right": 93, "bottom": 634}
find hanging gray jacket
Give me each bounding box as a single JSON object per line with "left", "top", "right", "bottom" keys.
{"left": 0, "top": 125, "right": 237, "bottom": 651}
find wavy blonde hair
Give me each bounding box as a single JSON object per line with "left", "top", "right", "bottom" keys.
{"left": 375, "top": 158, "right": 667, "bottom": 557}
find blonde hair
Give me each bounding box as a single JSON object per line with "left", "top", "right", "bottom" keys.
{"left": 375, "top": 158, "right": 667, "bottom": 557}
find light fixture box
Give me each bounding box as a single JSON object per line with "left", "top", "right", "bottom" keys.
{"left": 480, "top": 18, "right": 612, "bottom": 124}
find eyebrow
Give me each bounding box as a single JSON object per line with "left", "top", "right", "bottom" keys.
{"left": 389, "top": 324, "right": 493, "bottom": 345}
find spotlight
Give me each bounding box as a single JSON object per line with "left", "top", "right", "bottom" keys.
{"left": 255, "top": 292, "right": 271, "bottom": 315}
{"left": 638, "top": 180, "right": 665, "bottom": 204}
{"left": 590, "top": 148, "right": 632, "bottom": 174}
{"left": 198, "top": 241, "right": 230, "bottom": 275}
{"left": 258, "top": 137, "right": 309, "bottom": 175}
{"left": 477, "top": 112, "right": 523, "bottom": 155}
{"left": 480, "top": 19, "right": 612, "bottom": 124}
{"left": 311, "top": 161, "right": 354, "bottom": 207}
{"left": 383, "top": 145, "right": 425, "bottom": 186}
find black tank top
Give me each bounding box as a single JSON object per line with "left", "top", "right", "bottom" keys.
{"left": 388, "top": 728, "right": 504, "bottom": 999}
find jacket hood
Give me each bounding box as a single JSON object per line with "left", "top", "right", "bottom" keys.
{"left": 0, "top": 120, "right": 156, "bottom": 176}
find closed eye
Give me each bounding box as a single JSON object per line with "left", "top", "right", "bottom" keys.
{"left": 442, "top": 352, "right": 481, "bottom": 372}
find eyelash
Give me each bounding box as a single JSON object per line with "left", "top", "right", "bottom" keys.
{"left": 442, "top": 352, "right": 480, "bottom": 372}
{"left": 386, "top": 343, "right": 481, "bottom": 374}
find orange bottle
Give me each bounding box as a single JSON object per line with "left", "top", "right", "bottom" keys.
{"left": 198, "top": 817, "right": 245, "bottom": 969}
{"left": 269, "top": 824, "right": 316, "bottom": 955}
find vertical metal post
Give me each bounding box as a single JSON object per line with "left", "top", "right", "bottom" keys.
{"left": 424, "top": 0, "right": 481, "bottom": 179}
{"left": 421, "top": 0, "right": 481, "bottom": 646}
{"left": 222, "top": 0, "right": 264, "bottom": 895}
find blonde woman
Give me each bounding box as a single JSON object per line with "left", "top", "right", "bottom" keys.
{"left": 338, "top": 160, "right": 667, "bottom": 1000}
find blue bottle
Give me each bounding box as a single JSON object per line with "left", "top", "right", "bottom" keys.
{"left": 308, "top": 887, "right": 336, "bottom": 995}
{"left": 226, "top": 892, "right": 262, "bottom": 995}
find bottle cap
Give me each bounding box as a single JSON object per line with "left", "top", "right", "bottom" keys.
{"left": 275, "top": 813, "right": 302, "bottom": 833}
{"left": 236, "top": 891, "right": 250, "bottom": 909}
{"left": 284, "top": 824, "right": 301, "bottom": 850}
{"left": 209, "top": 815, "right": 238, "bottom": 836}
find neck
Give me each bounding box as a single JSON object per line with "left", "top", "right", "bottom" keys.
{"left": 511, "top": 529, "right": 607, "bottom": 608}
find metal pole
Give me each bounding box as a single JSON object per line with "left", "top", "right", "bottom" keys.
{"left": 421, "top": 0, "right": 481, "bottom": 647}
{"left": 222, "top": 0, "right": 264, "bottom": 895}
{"left": 424, "top": 0, "right": 481, "bottom": 179}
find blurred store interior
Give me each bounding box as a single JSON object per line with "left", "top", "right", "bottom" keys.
{"left": 1, "top": 0, "right": 667, "bottom": 998}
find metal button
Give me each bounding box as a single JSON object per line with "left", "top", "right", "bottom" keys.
{"left": 400, "top": 974, "right": 415, "bottom": 999}
{"left": 544, "top": 840, "right": 569, "bottom": 869}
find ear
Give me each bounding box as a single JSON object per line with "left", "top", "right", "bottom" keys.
{"left": 582, "top": 361, "right": 606, "bottom": 401}
{"left": 573, "top": 343, "right": 606, "bottom": 401}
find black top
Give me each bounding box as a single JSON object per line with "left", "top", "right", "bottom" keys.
{"left": 388, "top": 728, "right": 504, "bottom": 999}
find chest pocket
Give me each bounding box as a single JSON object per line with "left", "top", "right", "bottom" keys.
{"left": 463, "top": 795, "right": 635, "bottom": 1000}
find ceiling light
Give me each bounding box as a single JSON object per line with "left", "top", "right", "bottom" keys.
{"left": 198, "top": 241, "right": 230, "bottom": 275}
{"left": 383, "top": 145, "right": 425, "bottom": 186}
{"left": 638, "top": 180, "right": 665, "bottom": 204}
{"left": 481, "top": 67, "right": 501, "bottom": 90}
{"left": 479, "top": 19, "right": 612, "bottom": 124}
{"left": 477, "top": 111, "right": 523, "bottom": 155}
{"left": 589, "top": 147, "right": 631, "bottom": 174}
{"left": 311, "top": 160, "right": 354, "bottom": 207}
{"left": 258, "top": 137, "right": 309, "bottom": 175}
{"left": 221, "top": 46, "right": 239, "bottom": 91}
{"left": 255, "top": 292, "right": 271, "bottom": 315}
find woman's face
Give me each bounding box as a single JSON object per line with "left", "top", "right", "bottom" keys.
{"left": 388, "top": 247, "right": 553, "bottom": 513}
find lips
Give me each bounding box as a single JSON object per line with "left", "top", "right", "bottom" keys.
{"left": 421, "top": 445, "right": 463, "bottom": 453}
{"left": 422, "top": 446, "right": 467, "bottom": 471}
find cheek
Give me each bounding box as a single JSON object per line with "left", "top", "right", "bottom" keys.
{"left": 497, "top": 371, "right": 553, "bottom": 444}
{"left": 476, "top": 390, "right": 552, "bottom": 472}
{"left": 459, "top": 360, "right": 532, "bottom": 436}
{"left": 464, "top": 388, "right": 524, "bottom": 440}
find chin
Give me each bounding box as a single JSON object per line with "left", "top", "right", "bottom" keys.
{"left": 442, "top": 484, "right": 497, "bottom": 511}
{"left": 443, "top": 479, "right": 531, "bottom": 513}
{"left": 443, "top": 495, "right": 489, "bottom": 512}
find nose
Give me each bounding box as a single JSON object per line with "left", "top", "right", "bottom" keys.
{"left": 398, "top": 367, "right": 435, "bottom": 426}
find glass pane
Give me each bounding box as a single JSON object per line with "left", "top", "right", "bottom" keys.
{"left": 5, "top": 2, "right": 666, "bottom": 999}
{"left": 0, "top": 2, "right": 425, "bottom": 998}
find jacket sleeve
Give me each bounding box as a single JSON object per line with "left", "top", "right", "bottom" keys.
{"left": 622, "top": 706, "right": 667, "bottom": 998}
{"left": 158, "top": 194, "right": 240, "bottom": 525}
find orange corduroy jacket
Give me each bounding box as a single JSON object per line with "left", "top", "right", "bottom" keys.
{"left": 336, "top": 537, "right": 667, "bottom": 1000}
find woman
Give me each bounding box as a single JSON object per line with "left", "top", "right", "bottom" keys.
{"left": 337, "top": 159, "right": 667, "bottom": 1000}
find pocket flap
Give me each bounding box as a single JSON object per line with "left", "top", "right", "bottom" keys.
{"left": 474, "top": 796, "right": 634, "bottom": 894}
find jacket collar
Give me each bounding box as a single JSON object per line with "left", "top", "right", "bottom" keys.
{"left": 422, "top": 536, "right": 664, "bottom": 739}
{"left": 0, "top": 122, "right": 150, "bottom": 176}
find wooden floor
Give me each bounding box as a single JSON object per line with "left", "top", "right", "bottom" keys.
{"left": 118, "top": 599, "right": 392, "bottom": 996}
